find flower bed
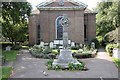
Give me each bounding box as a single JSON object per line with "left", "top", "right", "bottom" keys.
{"left": 46, "top": 59, "right": 88, "bottom": 71}
{"left": 29, "top": 45, "right": 58, "bottom": 59}
{"left": 72, "top": 49, "right": 97, "bottom": 59}
{"left": 30, "top": 45, "right": 97, "bottom": 59}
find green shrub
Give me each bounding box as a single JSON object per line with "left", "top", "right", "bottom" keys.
{"left": 75, "top": 64, "right": 84, "bottom": 70}
{"left": 30, "top": 45, "right": 57, "bottom": 59}
{"left": 53, "top": 65, "right": 62, "bottom": 70}
{"left": 91, "top": 38, "right": 100, "bottom": 49}
{"left": 46, "top": 59, "right": 86, "bottom": 71}
{"left": 46, "top": 59, "right": 53, "bottom": 70}
{"left": 12, "top": 45, "right": 21, "bottom": 50}
{"left": 106, "top": 44, "right": 117, "bottom": 56}
{"left": 113, "top": 58, "right": 120, "bottom": 69}
{"left": 30, "top": 45, "right": 44, "bottom": 58}
{"left": 48, "top": 53, "right": 56, "bottom": 59}
{"left": 83, "top": 44, "right": 91, "bottom": 51}
{"left": 73, "top": 50, "right": 93, "bottom": 58}
{"left": 100, "top": 40, "right": 106, "bottom": 47}
{"left": 52, "top": 49, "right": 59, "bottom": 55}
{"left": 68, "top": 62, "right": 85, "bottom": 70}
{"left": 96, "top": 36, "right": 103, "bottom": 45}
{"left": 43, "top": 47, "right": 52, "bottom": 54}
{"left": 71, "top": 46, "right": 79, "bottom": 50}
{"left": 68, "top": 63, "right": 76, "bottom": 70}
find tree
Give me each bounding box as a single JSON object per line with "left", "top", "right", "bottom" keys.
{"left": 96, "top": 0, "right": 119, "bottom": 36}
{"left": 104, "top": 27, "right": 120, "bottom": 43}
{"left": 1, "top": 2, "right": 32, "bottom": 45}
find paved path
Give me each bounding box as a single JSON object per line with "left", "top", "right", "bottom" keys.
{"left": 10, "top": 48, "right": 118, "bottom": 78}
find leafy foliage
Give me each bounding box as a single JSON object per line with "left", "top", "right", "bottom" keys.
{"left": 96, "top": 1, "right": 119, "bottom": 36}
{"left": 43, "top": 47, "right": 52, "bottom": 54}
{"left": 105, "top": 44, "right": 119, "bottom": 56}
{"left": 46, "top": 59, "right": 53, "bottom": 70}
{"left": 46, "top": 59, "right": 86, "bottom": 71}
{"left": 1, "top": 2, "right": 32, "bottom": 44}
{"left": 71, "top": 46, "right": 79, "bottom": 50}
{"left": 30, "top": 45, "right": 57, "bottom": 59}
{"left": 104, "top": 27, "right": 120, "bottom": 43}
{"left": 91, "top": 38, "right": 100, "bottom": 48}
{"left": 113, "top": 58, "right": 120, "bottom": 69}
{"left": 53, "top": 65, "right": 62, "bottom": 70}
{"left": 30, "top": 45, "right": 44, "bottom": 58}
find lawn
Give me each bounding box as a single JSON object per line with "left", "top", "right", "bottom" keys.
{"left": 1, "top": 66, "right": 13, "bottom": 80}
{"left": 2, "top": 50, "right": 18, "bottom": 62}
{"left": 113, "top": 58, "right": 120, "bottom": 69}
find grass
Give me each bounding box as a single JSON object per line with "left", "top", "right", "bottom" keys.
{"left": 113, "top": 58, "right": 120, "bottom": 69}
{"left": 2, "top": 50, "right": 18, "bottom": 62}
{"left": 1, "top": 66, "right": 13, "bottom": 80}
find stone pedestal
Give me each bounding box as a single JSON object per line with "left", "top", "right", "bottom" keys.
{"left": 52, "top": 14, "right": 80, "bottom": 68}
{"left": 52, "top": 49, "right": 80, "bottom": 68}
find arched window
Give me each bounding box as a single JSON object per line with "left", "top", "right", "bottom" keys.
{"left": 55, "top": 16, "right": 63, "bottom": 39}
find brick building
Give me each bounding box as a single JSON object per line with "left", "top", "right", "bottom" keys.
{"left": 29, "top": 0, "right": 97, "bottom": 45}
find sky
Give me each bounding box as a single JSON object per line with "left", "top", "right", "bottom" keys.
{"left": 27, "top": 0, "right": 100, "bottom": 10}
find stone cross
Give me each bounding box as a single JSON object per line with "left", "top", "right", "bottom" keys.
{"left": 60, "top": 14, "right": 69, "bottom": 49}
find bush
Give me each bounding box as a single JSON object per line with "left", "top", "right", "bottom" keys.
{"left": 46, "top": 59, "right": 86, "bottom": 71}
{"left": 104, "top": 28, "right": 119, "bottom": 43}
{"left": 71, "top": 46, "right": 79, "bottom": 50}
{"left": 53, "top": 65, "right": 62, "bottom": 70}
{"left": 43, "top": 47, "right": 52, "bottom": 54}
{"left": 96, "top": 36, "right": 103, "bottom": 45}
{"left": 48, "top": 53, "right": 56, "bottom": 59}
{"left": 83, "top": 44, "right": 91, "bottom": 50}
{"left": 52, "top": 49, "right": 59, "bottom": 55}
{"left": 106, "top": 44, "right": 117, "bottom": 56}
{"left": 91, "top": 38, "right": 100, "bottom": 49}
{"left": 46, "top": 59, "right": 53, "bottom": 70}
{"left": 101, "top": 39, "right": 107, "bottom": 47}
{"left": 30, "top": 45, "right": 44, "bottom": 58}
{"left": 12, "top": 45, "right": 21, "bottom": 50}
{"left": 30, "top": 45, "right": 57, "bottom": 59}
{"left": 68, "top": 62, "right": 85, "bottom": 70}
{"left": 68, "top": 63, "right": 76, "bottom": 70}
{"left": 113, "top": 58, "right": 120, "bottom": 68}
{"left": 73, "top": 53, "right": 92, "bottom": 58}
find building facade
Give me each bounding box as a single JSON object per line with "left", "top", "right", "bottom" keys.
{"left": 29, "top": 0, "right": 96, "bottom": 45}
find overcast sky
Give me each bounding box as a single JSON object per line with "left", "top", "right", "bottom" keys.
{"left": 27, "top": 0, "right": 100, "bottom": 10}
